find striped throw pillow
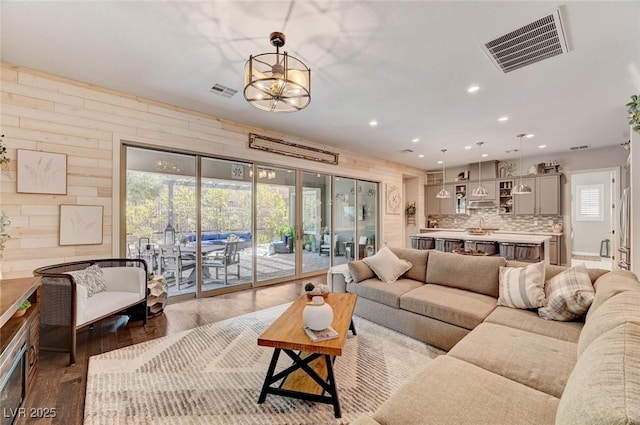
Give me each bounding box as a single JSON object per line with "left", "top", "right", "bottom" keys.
{"left": 498, "top": 262, "right": 547, "bottom": 309}
{"left": 538, "top": 263, "right": 594, "bottom": 321}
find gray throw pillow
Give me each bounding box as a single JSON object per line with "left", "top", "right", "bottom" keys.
{"left": 348, "top": 260, "right": 375, "bottom": 283}
{"left": 67, "top": 264, "right": 108, "bottom": 297}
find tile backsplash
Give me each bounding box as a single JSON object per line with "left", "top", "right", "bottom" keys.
{"left": 426, "top": 210, "right": 563, "bottom": 233}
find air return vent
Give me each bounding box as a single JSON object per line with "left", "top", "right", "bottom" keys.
{"left": 210, "top": 83, "right": 238, "bottom": 98}
{"left": 399, "top": 149, "right": 414, "bottom": 153}
{"left": 482, "top": 8, "right": 569, "bottom": 73}
{"left": 570, "top": 144, "right": 590, "bottom": 151}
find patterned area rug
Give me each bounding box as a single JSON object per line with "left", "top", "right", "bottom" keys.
{"left": 84, "top": 304, "right": 444, "bottom": 425}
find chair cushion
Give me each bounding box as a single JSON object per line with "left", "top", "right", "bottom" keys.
{"left": 497, "top": 261, "right": 546, "bottom": 309}
{"left": 67, "top": 264, "right": 107, "bottom": 297}
{"left": 77, "top": 290, "right": 143, "bottom": 327}
{"left": 346, "top": 278, "right": 423, "bottom": 308}
{"left": 448, "top": 323, "right": 577, "bottom": 398}
{"left": 484, "top": 306, "right": 583, "bottom": 343}
{"left": 400, "top": 284, "right": 497, "bottom": 330}
{"left": 363, "top": 245, "right": 412, "bottom": 284}
{"left": 538, "top": 263, "right": 594, "bottom": 321}
{"left": 426, "top": 250, "right": 506, "bottom": 297}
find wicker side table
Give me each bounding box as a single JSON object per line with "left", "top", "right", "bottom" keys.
{"left": 147, "top": 275, "right": 168, "bottom": 316}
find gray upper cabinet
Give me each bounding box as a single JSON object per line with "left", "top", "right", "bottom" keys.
{"left": 536, "top": 174, "right": 561, "bottom": 215}
{"left": 425, "top": 184, "right": 455, "bottom": 215}
{"left": 514, "top": 178, "right": 536, "bottom": 215}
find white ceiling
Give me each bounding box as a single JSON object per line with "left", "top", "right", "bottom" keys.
{"left": 1, "top": 1, "right": 639, "bottom": 170}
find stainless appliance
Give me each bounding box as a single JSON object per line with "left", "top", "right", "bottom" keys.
{"left": 618, "top": 187, "right": 631, "bottom": 270}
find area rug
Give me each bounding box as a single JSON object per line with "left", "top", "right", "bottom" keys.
{"left": 84, "top": 304, "right": 444, "bottom": 425}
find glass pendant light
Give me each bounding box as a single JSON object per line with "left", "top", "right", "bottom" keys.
{"left": 513, "top": 133, "right": 532, "bottom": 195}
{"left": 436, "top": 149, "right": 451, "bottom": 198}
{"left": 471, "top": 142, "right": 488, "bottom": 197}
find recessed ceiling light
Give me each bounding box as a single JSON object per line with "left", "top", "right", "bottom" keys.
{"left": 538, "top": 144, "right": 547, "bottom": 149}
{"left": 418, "top": 154, "right": 425, "bottom": 158}
{"left": 467, "top": 85, "right": 480, "bottom": 93}
{"left": 481, "top": 153, "right": 488, "bottom": 157}
{"left": 525, "top": 134, "right": 535, "bottom": 138}
{"left": 412, "top": 138, "right": 420, "bottom": 143}
{"left": 464, "top": 145, "right": 472, "bottom": 150}
{"left": 437, "top": 160, "right": 443, "bottom": 165}
{"left": 369, "top": 120, "right": 378, "bottom": 127}
{"left": 498, "top": 116, "right": 509, "bottom": 122}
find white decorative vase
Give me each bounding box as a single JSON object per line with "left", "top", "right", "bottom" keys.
{"left": 303, "top": 296, "right": 334, "bottom": 331}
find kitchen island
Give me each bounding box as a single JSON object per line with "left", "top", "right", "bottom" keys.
{"left": 414, "top": 231, "right": 551, "bottom": 263}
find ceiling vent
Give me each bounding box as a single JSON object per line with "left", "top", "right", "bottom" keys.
{"left": 210, "top": 83, "right": 238, "bottom": 98}
{"left": 570, "top": 144, "right": 591, "bottom": 151}
{"left": 399, "top": 149, "right": 414, "bottom": 153}
{"left": 482, "top": 8, "right": 570, "bottom": 73}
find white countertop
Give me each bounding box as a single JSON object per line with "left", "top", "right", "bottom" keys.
{"left": 416, "top": 231, "right": 551, "bottom": 244}
{"left": 419, "top": 228, "right": 563, "bottom": 237}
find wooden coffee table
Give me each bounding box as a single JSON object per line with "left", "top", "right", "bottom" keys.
{"left": 257, "top": 292, "right": 357, "bottom": 418}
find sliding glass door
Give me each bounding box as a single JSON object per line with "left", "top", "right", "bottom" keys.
{"left": 255, "top": 166, "right": 297, "bottom": 283}
{"left": 302, "top": 172, "right": 332, "bottom": 274}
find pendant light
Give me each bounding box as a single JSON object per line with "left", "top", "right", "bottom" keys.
{"left": 471, "top": 142, "right": 488, "bottom": 197}
{"left": 436, "top": 149, "right": 451, "bottom": 198}
{"left": 468, "top": 141, "right": 497, "bottom": 209}
{"left": 513, "top": 133, "right": 532, "bottom": 195}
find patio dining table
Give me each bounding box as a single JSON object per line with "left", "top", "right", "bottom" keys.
{"left": 179, "top": 244, "right": 226, "bottom": 281}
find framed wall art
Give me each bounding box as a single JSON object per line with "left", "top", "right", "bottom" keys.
{"left": 385, "top": 184, "right": 402, "bottom": 215}
{"left": 17, "top": 149, "right": 67, "bottom": 194}
{"left": 59, "top": 205, "right": 103, "bottom": 246}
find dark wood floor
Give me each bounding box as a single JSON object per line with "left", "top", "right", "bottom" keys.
{"left": 18, "top": 276, "right": 325, "bottom": 425}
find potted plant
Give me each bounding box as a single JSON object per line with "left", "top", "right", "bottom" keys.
{"left": 12, "top": 300, "right": 31, "bottom": 318}
{"left": 304, "top": 282, "right": 330, "bottom": 299}
{"left": 627, "top": 94, "right": 640, "bottom": 133}
{"left": 405, "top": 202, "right": 416, "bottom": 217}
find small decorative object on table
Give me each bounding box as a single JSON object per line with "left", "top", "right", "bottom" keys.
{"left": 304, "top": 282, "right": 330, "bottom": 299}
{"left": 147, "top": 275, "right": 168, "bottom": 316}
{"left": 405, "top": 202, "right": 416, "bottom": 217}
{"left": 303, "top": 295, "right": 334, "bottom": 331}
{"left": 12, "top": 299, "right": 31, "bottom": 319}
{"left": 304, "top": 325, "right": 339, "bottom": 342}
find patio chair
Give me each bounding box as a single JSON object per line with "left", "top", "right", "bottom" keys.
{"left": 158, "top": 245, "right": 195, "bottom": 289}
{"left": 203, "top": 241, "right": 240, "bottom": 285}
{"left": 319, "top": 234, "right": 337, "bottom": 256}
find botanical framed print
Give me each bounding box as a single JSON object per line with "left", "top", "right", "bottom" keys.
{"left": 17, "top": 149, "right": 67, "bottom": 194}
{"left": 59, "top": 205, "right": 103, "bottom": 246}
{"left": 386, "top": 183, "right": 402, "bottom": 215}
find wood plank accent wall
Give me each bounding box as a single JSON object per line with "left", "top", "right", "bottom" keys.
{"left": 0, "top": 63, "right": 425, "bottom": 279}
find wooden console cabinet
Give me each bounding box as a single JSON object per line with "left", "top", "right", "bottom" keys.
{"left": 1, "top": 277, "right": 41, "bottom": 395}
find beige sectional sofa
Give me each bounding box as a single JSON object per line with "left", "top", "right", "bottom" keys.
{"left": 331, "top": 248, "right": 640, "bottom": 425}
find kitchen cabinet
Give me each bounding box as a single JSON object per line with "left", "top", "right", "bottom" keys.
{"left": 549, "top": 235, "right": 562, "bottom": 265}
{"left": 514, "top": 178, "right": 536, "bottom": 215}
{"left": 536, "top": 175, "right": 561, "bottom": 215}
{"left": 425, "top": 184, "right": 454, "bottom": 215}
{"left": 469, "top": 180, "right": 497, "bottom": 200}
{"left": 454, "top": 184, "right": 467, "bottom": 214}
{"left": 498, "top": 180, "right": 514, "bottom": 214}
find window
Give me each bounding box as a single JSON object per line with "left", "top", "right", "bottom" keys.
{"left": 576, "top": 184, "right": 604, "bottom": 221}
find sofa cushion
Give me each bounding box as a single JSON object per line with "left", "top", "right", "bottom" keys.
{"left": 372, "top": 356, "right": 559, "bottom": 425}
{"left": 346, "top": 278, "right": 423, "bottom": 309}
{"left": 484, "top": 306, "right": 583, "bottom": 343}
{"left": 448, "top": 323, "right": 577, "bottom": 398}
{"left": 363, "top": 245, "right": 412, "bottom": 283}
{"left": 557, "top": 322, "right": 640, "bottom": 425}
{"left": 400, "top": 284, "right": 497, "bottom": 330}
{"left": 538, "top": 263, "right": 594, "bottom": 322}
{"left": 587, "top": 270, "right": 640, "bottom": 321}
{"left": 67, "top": 264, "right": 107, "bottom": 297}
{"left": 347, "top": 260, "right": 375, "bottom": 283}
{"left": 578, "top": 291, "right": 640, "bottom": 356}
{"left": 390, "top": 247, "right": 429, "bottom": 282}
{"left": 497, "top": 261, "right": 546, "bottom": 309}
{"left": 426, "top": 250, "right": 506, "bottom": 297}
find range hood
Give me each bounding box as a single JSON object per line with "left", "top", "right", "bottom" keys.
{"left": 467, "top": 200, "right": 497, "bottom": 210}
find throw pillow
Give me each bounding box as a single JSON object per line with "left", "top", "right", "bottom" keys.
{"left": 362, "top": 245, "right": 412, "bottom": 284}
{"left": 497, "top": 261, "right": 547, "bottom": 309}
{"left": 538, "top": 263, "right": 594, "bottom": 321}
{"left": 67, "top": 264, "right": 108, "bottom": 297}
